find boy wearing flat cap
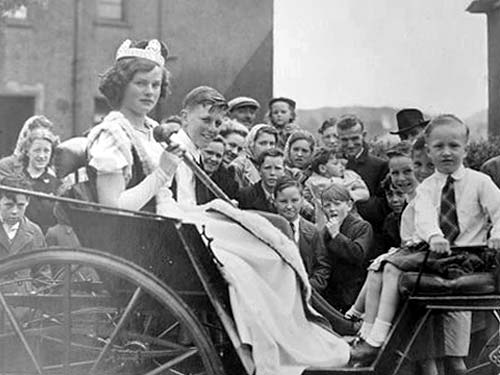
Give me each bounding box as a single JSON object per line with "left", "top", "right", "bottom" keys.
{"left": 228, "top": 96, "right": 260, "bottom": 129}
{"left": 391, "top": 108, "right": 429, "bottom": 143}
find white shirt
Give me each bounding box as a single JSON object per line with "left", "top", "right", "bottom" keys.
{"left": 168, "top": 129, "right": 201, "bottom": 206}
{"left": 414, "top": 166, "right": 500, "bottom": 246}
{"left": 2, "top": 221, "right": 19, "bottom": 241}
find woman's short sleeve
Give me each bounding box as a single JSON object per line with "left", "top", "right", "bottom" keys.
{"left": 87, "top": 124, "right": 132, "bottom": 175}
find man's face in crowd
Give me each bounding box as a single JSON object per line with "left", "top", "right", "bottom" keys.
{"left": 400, "top": 126, "right": 425, "bottom": 143}
{"left": 337, "top": 123, "right": 365, "bottom": 159}
{"left": 230, "top": 106, "right": 258, "bottom": 129}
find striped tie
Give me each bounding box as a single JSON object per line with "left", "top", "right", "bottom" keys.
{"left": 439, "top": 175, "right": 460, "bottom": 243}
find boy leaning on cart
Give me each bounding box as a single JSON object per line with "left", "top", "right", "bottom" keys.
{"left": 350, "top": 114, "right": 500, "bottom": 373}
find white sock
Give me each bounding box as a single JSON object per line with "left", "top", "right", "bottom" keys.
{"left": 366, "top": 318, "right": 391, "bottom": 347}
{"left": 359, "top": 322, "right": 373, "bottom": 341}
{"left": 345, "top": 306, "right": 363, "bottom": 320}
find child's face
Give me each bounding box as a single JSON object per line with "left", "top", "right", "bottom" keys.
{"left": 412, "top": 149, "right": 435, "bottom": 182}
{"left": 201, "top": 141, "right": 225, "bottom": 175}
{"left": 289, "top": 139, "right": 312, "bottom": 169}
{"left": 182, "top": 103, "right": 224, "bottom": 149}
{"left": 0, "top": 194, "right": 29, "bottom": 226}
{"left": 385, "top": 188, "right": 406, "bottom": 214}
{"left": 252, "top": 132, "right": 276, "bottom": 159}
{"left": 259, "top": 156, "right": 285, "bottom": 190}
{"left": 426, "top": 123, "right": 467, "bottom": 175}
{"left": 222, "top": 132, "right": 245, "bottom": 165}
{"left": 320, "top": 156, "right": 346, "bottom": 178}
{"left": 275, "top": 186, "right": 303, "bottom": 222}
{"left": 389, "top": 156, "right": 418, "bottom": 195}
{"left": 321, "top": 126, "right": 338, "bottom": 150}
{"left": 28, "top": 138, "right": 52, "bottom": 172}
{"left": 322, "top": 198, "right": 352, "bottom": 223}
{"left": 270, "top": 102, "right": 293, "bottom": 127}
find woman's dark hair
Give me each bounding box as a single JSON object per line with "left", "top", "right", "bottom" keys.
{"left": 99, "top": 40, "right": 170, "bottom": 109}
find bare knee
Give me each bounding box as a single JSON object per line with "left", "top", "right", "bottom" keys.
{"left": 383, "top": 263, "right": 402, "bottom": 282}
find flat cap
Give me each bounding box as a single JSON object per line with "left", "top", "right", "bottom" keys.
{"left": 228, "top": 96, "right": 260, "bottom": 112}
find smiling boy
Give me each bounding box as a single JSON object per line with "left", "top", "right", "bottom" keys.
{"left": 167, "top": 86, "right": 227, "bottom": 205}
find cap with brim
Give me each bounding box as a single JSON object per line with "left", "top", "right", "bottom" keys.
{"left": 390, "top": 108, "right": 429, "bottom": 135}
{"left": 228, "top": 97, "right": 260, "bottom": 112}
{"left": 269, "top": 97, "right": 296, "bottom": 110}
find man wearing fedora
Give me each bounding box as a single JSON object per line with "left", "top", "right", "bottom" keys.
{"left": 391, "top": 108, "right": 429, "bottom": 143}
{"left": 227, "top": 96, "right": 260, "bottom": 129}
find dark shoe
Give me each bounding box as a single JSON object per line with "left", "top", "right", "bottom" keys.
{"left": 349, "top": 340, "right": 379, "bottom": 366}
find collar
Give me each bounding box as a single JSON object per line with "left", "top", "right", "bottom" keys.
{"left": 354, "top": 147, "right": 365, "bottom": 160}
{"left": 291, "top": 217, "right": 301, "bottom": 229}
{"left": 1, "top": 219, "right": 20, "bottom": 231}
{"left": 434, "top": 165, "right": 466, "bottom": 181}
{"left": 260, "top": 181, "right": 274, "bottom": 201}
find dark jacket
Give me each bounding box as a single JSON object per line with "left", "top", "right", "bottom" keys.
{"left": 297, "top": 217, "right": 320, "bottom": 274}
{"left": 238, "top": 182, "right": 276, "bottom": 213}
{"left": 311, "top": 213, "right": 373, "bottom": 312}
{"left": 0, "top": 217, "right": 46, "bottom": 259}
{"left": 346, "top": 147, "right": 390, "bottom": 254}
{"left": 197, "top": 164, "right": 239, "bottom": 205}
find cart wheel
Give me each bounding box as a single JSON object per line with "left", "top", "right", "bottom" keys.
{"left": 0, "top": 247, "right": 225, "bottom": 375}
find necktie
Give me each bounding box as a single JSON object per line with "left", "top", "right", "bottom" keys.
{"left": 439, "top": 175, "right": 460, "bottom": 243}
{"left": 290, "top": 222, "right": 296, "bottom": 241}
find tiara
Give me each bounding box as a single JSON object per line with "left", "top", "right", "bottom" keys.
{"left": 115, "top": 39, "right": 165, "bottom": 66}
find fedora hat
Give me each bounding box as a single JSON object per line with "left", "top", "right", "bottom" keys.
{"left": 391, "top": 108, "right": 429, "bottom": 135}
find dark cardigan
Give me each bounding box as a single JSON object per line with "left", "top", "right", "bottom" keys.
{"left": 311, "top": 212, "right": 373, "bottom": 312}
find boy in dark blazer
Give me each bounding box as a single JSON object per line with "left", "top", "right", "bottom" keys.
{"left": 311, "top": 182, "right": 373, "bottom": 313}
{"left": 238, "top": 148, "right": 285, "bottom": 213}
{"left": 273, "top": 176, "right": 320, "bottom": 275}
{"left": 0, "top": 176, "right": 46, "bottom": 259}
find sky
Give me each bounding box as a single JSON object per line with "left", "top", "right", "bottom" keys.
{"left": 274, "top": 0, "right": 487, "bottom": 118}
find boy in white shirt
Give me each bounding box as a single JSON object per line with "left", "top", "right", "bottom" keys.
{"left": 350, "top": 115, "right": 500, "bottom": 373}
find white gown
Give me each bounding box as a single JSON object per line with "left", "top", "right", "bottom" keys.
{"left": 162, "top": 200, "right": 350, "bottom": 375}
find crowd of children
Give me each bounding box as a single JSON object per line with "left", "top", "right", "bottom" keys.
{"left": 1, "top": 45, "right": 500, "bottom": 374}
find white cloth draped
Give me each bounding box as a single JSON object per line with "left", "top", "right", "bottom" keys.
{"left": 165, "top": 200, "right": 350, "bottom": 375}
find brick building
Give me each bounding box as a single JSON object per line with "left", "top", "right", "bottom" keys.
{"left": 0, "top": 0, "right": 273, "bottom": 156}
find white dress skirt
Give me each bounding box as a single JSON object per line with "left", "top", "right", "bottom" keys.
{"left": 164, "top": 199, "right": 350, "bottom": 375}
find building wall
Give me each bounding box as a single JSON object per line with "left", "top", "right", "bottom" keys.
{"left": 0, "top": 0, "right": 273, "bottom": 154}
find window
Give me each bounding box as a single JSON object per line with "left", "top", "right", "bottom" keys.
{"left": 3, "top": 5, "right": 27, "bottom": 20}
{"left": 97, "top": 0, "right": 123, "bottom": 20}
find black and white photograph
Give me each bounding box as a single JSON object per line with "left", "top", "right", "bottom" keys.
{"left": 0, "top": 1, "right": 499, "bottom": 374}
